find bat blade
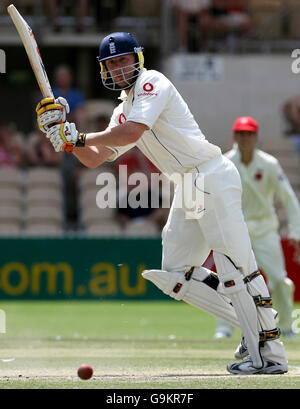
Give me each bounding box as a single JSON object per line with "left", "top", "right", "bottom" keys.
{"left": 7, "top": 4, "right": 53, "bottom": 98}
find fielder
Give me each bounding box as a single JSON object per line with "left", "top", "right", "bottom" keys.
{"left": 35, "top": 32, "right": 288, "bottom": 374}
{"left": 215, "top": 116, "right": 300, "bottom": 339}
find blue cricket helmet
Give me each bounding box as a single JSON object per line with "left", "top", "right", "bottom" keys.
{"left": 97, "top": 32, "right": 144, "bottom": 91}
{"left": 98, "top": 32, "right": 143, "bottom": 62}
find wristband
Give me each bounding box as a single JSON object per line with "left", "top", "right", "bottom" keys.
{"left": 76, "top": 132, "right": 86, "bottom": 147}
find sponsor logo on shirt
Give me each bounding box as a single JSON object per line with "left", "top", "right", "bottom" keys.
{"left": 118, "top": 113, "right": 127, "bottom": 124}
{"left": 137, "top": 82, "right": 158, "bottom": 97}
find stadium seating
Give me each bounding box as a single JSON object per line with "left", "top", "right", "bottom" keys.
{"left": 78, "top": 167, "right": 118, "bottom": 235}
{"left": 27, "top": 167, "right": 61, "bottom": 189}
{"left": 0, "top": 222, "right": 22, "bottom": 235}
{"left": 0, "top": 167, "right": 23, "bottom": 188}
{"left": 78, "top": 167, "right": 115, "bottom": 192}
{"left": 0, "top": 205, "right": 23, "bottom": 222}
{"left": 81, "top": 204, "right": 116, "bottom": 225}
{"left": 85, "top": 220, "right": 122, "bottom": 236}
{"left": 26, "top": 206, "right": 63, "bottom": 225}
{"left": 81, "top": 187, "right": 116, "bottom": 213}
{"left": 24, "top": 167, "right": 64, "bottom": 235}
{"left": 124, "top": 219, "right": 160, "bottom": 237}
{"left": 123, "top": 0, "right": 159, "bottom": 17}
{"left": 0, "top": 205, "right": 23, "bottom": 236}
{"left": 26, "top": 187, "right": 62, "bottom": 208}
{"left": 289, "top": 1, "right": 300, "bottom": 38}
{"left": 249, "top": 0, "right": 282, "bottom": 9}
{"left": 248, "top": 0, "right": 283, "bottom": 40}
{"left": 24, "top": 223, "right": 63, "bottom": 236}
{"left": 0, "top": 187, "right": 23, "bottom": 207}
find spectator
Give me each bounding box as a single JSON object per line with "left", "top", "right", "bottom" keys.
{"left": 52, "top": 65, "right": 86, "bottom": 228}
{"left": 173, "top": 0, "right": 210, "bottom": 52}
{"left": 52, "top": 65, "right": 86, "bottom": 129}
{"left": 45, "top": 0, "right": 89, "bottom": 33}
{"left": 200, "top": 0, "right": 252, "bottom": 46}
{"left": 27, "top": 127, "right": 62, "bottom": 167}
{"left": 95, "top": 1, "right": 126, "bottom": 31}
{"left": 0, "top": 123, "right": 24, "bottom": 168}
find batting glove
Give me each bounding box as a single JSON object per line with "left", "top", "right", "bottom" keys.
{"left": 46, "top": 121, "right": 86, "bottom": 153}
{"left": 36, "top": 96, "right": 70, "bottom": 133}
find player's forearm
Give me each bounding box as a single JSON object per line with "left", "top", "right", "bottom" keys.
{"left": 85, "top": 121, "right": 147, "bottom": 147}
{"left": 73, "top": 145, "right": 113, "bottom": 169}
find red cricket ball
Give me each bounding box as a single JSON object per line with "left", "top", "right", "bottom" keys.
{"left": 77, "top": 364, "right": 93, "bottom": 380}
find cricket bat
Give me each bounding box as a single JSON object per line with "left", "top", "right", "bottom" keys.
{"left": 7, "top": 4, "right": 53, "bottom": 98}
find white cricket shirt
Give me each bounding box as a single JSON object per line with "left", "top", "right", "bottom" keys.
{"left": 106, "top": 68, "right": 221, "bottom": 176}
{"left": 225, "top": 147, "right": 300, "bottom": 239}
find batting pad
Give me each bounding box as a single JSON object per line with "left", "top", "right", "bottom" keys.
{"left": 213, "top": 252, "right": 287, "bottom": 367}
{"left": 142, "top": 269, "right": 241, "bottom": 328}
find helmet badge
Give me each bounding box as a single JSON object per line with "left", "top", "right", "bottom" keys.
{"left": 109, "top": 37, "right": 116, "bottom": 55}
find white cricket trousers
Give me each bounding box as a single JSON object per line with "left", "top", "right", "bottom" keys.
{"left": 162, "top": 155, "right": 287, "bottom": 365}
{"left": 162, "top": 155, "right": 257, "bottom": 274}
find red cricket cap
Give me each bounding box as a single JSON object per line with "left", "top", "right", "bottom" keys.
{"left": 232, "top": 116, "right": 259, "bottom": 133}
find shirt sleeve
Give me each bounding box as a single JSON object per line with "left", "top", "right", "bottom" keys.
{"left": 105, "top": 105, "right": 136, "bottom": 162}
{"left": 127, "top": 72, "right": 171, "bottom": 129}
{"left": 107, "top": 105, "right": 121, "bottom": 129}
{"left": 105, "top": 143, "right": 137, "bottom": 162}
{"left": 271, "top": 160, "right": 300, "bottom": 240}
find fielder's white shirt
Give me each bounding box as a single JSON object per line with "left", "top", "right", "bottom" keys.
{"left": 225, "top": 147, "right": 300, "bottom": 239}
{"left": 106, "top": 68, "right": 221, "bottom": 176}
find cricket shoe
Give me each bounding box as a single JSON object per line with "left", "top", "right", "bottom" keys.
{"left": 234, "top": 336, "right": 248, "bottom": 360}
{"left": 227, "top": 357, "right": 288, "bottom": 375}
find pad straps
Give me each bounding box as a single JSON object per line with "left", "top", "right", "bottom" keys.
{"left": 259, "top": 328, "right": 281, "bottom": 346}
{"left": 172, "top": 267, "right": 194, "bottom": 294}
{"left": 243, "top": 270, "right": 261, "bottom": 283}
{"left": 244, "top": 270, "right": 273, "bottom": 307}
{"left": 253, "top": 295, "right": 273, "bottom": 308}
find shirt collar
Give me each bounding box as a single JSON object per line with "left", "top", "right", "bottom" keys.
{"left": 118, "top": 90, "right": 128, "bottom": 101}
{"left": 117, "top": 68, "right": 147, "bottom": 101}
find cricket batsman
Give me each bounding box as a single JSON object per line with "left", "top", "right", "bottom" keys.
{"left": 35, "top": 32, "right": 288, "bottom": 374}
{"left": 215, "top": 116, "right": 300, "bottom": 340}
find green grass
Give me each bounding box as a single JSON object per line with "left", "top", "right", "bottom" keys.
{"left": 0, "top": 301, "right": 299, "bottom": 389}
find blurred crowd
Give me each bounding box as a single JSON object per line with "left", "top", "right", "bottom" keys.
{"left": 1, "top": 0, "right": 252, "bottom": 50}
{"left": 2, "top": 1, "right": 297, "bottom": 54}
{"left": 173, "top": 0, "right": 252, "bottom": 51}
{"left": 44, "top": 0, "right": 126, "bottom": 33}
{"left": 1, "top": 0, "right": 136, "bottom": 33}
